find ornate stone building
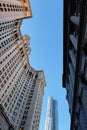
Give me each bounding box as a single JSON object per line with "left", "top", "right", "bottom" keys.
{"left": 63, "top": 0, "right": 87, "bottom": 130}
{"left": 0, "top": 0, "right": 46, "bottom": 130}
{"left": 0, "top": 104, "right": 14, "bottom": 130}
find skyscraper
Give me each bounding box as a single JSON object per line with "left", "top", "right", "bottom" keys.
{"left": 0, "top": 0, "right": 32, "bottom": 22}
{"left": 0, "top": 0, "right": 46, "bottom": 130}
{"left": 44, "top": 97, "right": 58, "bottom": 130}
{"left": 63, "top": 0, "right": 87, "bottom": 130}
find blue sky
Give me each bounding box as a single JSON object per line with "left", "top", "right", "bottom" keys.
{"left": 21, "top": 0, "right": 70, "bottom": 130}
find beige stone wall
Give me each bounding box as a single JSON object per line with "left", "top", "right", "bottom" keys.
{"left": 0, "top": 0, "right": 32, "bottom": 22}
{"left": 0, "top": 1, "right": 46, "bottom": 130}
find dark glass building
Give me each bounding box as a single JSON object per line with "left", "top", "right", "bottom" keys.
{"left": 62, "top": 0, "right": 87, "bottom": 130}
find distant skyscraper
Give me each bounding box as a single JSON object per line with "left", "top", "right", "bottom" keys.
{"left": 44, "top": 97, "right": 58, "bottom": 130}
{"left": 0, "top": 0, "right": 46, "bottom": 130}
{"left": 63, "top": 0, "right": 87, "bottom": 130}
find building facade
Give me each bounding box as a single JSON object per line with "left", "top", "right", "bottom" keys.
{"left": 44, "top": 97, "right": 58, "bottom": 130}
{"left": 20, "top": 70, "right": 46, "bottom": 130}
{"left": 63, "top": 0, "right": 87, "bottom": 130}
{"left": 0, "top": 0, "right": 32, "bottom": 22}
{"left": 0, "top": 0, "right": 46, "bottom": 130}
{"left": 0, "top": 104, "right": 14, "bottom": 130}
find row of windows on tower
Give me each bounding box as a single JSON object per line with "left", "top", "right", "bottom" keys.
{"left": 0, "top": 65, "right": 21, "bottom": 107}
{"left": 0, "top": 47, "right": 17, "bottom": 63}
{"left": 0, "top": 3, "right": 27, "bottom": 12}
{"left": 2, "top": 71, "right": 30, "bottom": 120}
{"left": 0, "top": 20, "right": 19, "bottom": 28}
{"left": 0, "top": 59, "right": 19, "bottom": 91}
{"left": 0, "top": 33, "right": 19, "bottom": 56}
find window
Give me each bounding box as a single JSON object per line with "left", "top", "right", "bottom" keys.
{"left": 17, "top": 102, "right": 20, "bottom": 107}
{"left": 4, "top": 102, "right": 7, "bottom": 107}
{"left": 10, "top": 109, "right": 12, "bottom": 112}
{"left": 9, "top": 94, "right": 12, "bottom": 98}
{"left": 35, "top": 74, "right": 38, "bottom": 79}
{"left": 7, "top": 98, "right": 10, "bottom": 102}
{"left": 0, "top": 3, "right": 3, "bottom": 12}
{"left": 1, "top": 83, "right": 4, "bottom": 88}
{"left": 25, "top": 7, "right": 28, "bottom": 11}
{"left": 18, "top": 99, "right": 22, "bottom": 103}
{"left": 0, "top": 79, "right": 2, "bottom": 83}
{"left": 13, "top": 111, "right": 17, "bottom": 117}
{"left": 1, "top": 75, "right": 4, "bottom": 79}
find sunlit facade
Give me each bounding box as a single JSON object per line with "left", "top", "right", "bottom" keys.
{"left": 0, "top": 0, "right": 46, "bottom": 130}
{"left": 63, "top": 0, "right": 87, "bottom": 130}
{"left": 0, "top": 0, "right": 32, "bottom": 22}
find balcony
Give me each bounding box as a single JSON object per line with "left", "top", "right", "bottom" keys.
{"left": 69, "top": 34, "right": 77, "bottom": 51}
{"left": 70, "top": 16, "right": 80, "bottom": 26}
{"left": 68, "top": 74, "right": 74, "bottom": 97}
{"left": 69, "top": 50, "right": 76, "bottom": 70}
{"left": 69, "top": 63, "right": 75, "bottom": 86}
